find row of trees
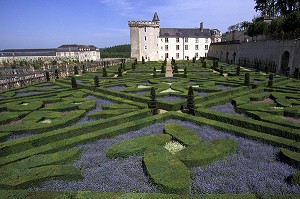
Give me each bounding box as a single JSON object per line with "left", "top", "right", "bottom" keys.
{"left": 254, "top": 0, "right": 300, "bottom": 16}
{"left": 246, "top": 10, "right": 300, "bottom": 39}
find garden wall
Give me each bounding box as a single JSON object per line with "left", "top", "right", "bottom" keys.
{"left": 208, "top": 40, "right": 300, "bottom": 75}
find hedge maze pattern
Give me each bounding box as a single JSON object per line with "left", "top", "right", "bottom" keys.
{"left": 0, "top": 60, "right": 300, "bottom": 198}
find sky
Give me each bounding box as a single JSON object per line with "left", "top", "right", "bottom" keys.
{"left": 0, "top": 0, "right": 258, "bottom": 49}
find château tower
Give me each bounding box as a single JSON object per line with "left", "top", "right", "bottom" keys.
{"left": 128, "top": 12, "right": 160, "bottom": 61}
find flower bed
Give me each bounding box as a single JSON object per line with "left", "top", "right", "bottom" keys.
{"left": 29, "top": 120, "right": 300, "bottom": 194}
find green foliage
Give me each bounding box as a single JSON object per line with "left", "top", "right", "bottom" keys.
{"left": 118, "top": 67, "right": 123, "bottom": 77}
{"left": 106, "top": 134, "right": 171, "bottom": 158}
{"left": 102, "top": 67, "right": 108, "bottom": 77}
{"left": 161, "top": 63, "right": 166, "bottom": 73}
{"left": 153, "top": 67, "right": 157, "bottom": 78}
{"left": 74, "top": 66, "right": 79, "bottom": 75}
{"left": 143, "top": 147, "right": 191, "bottom": 194}
{"left": 142, "top": 56, "right": 145, "bottom": 64}
{"left": 149, "top": 87, "right": 158, "bottom": 115}
{"left": 94, "top": 76, "right": 99, "bottom": 87}
{"left": 71, "top": 77, "right": 77, "bottom": 89}
{"left": 279, "top": 148, "right": 300, "bottom": 166}
{"left": 45, "top": 71, "right": 50, "bottom": 81}
{"left": 183, "top": 67, "right": 187, "bottom": 78}
{"left": 236, "top": 66, "right": 240, "bottom": 75}
{"left": 187, "top": 86, "right": 195, "bottom": 115}
{"left": 163, "top": 124, "right": 201, "bottom": 146}
{"left": 244, "top": 73, "right": 250, "bottom": 86}
{"left": 176, "top": 138, "right": 237, "bottom": 168}
{"left": 100, "top": 44, "right": 130, "bottom": 58}
{"left": 284, "top": 106, "right": 300, "bottom": 118}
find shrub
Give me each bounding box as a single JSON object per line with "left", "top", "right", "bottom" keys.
{"left": 102, "top": 67, "right": 107, "bottom": 77}
{"left": 117, "top": 67, "right": 122, "bottom": 77}
{"left": 142, "top": 56, "right": 145, "bottom": 64}
{"left": 74, "top": 66, "right": 79, "bottom": 75}
{"left": 153, "top": 67, "right": 157, "bottom": 78}
{"left": 45, "top": 71, "right": 50, "bottom": 81}
{"left": 71, "top": 77, "right": 77, "bottom": 89}
{"left": 184, "top": 67, "right": 187, "bottom": 78}
{"left": 149, "top": 87, "right": 159, "bottom": 115}
{"left": 187, "top": 86, "right": 195, "bottom": 115}
{"left": 268, "top": 74, "right": 274, "bottom": 87}
{"left": 244, "top": 73, "right": 250, "bottom": 86}
{"left": 163, "top": 123, "right": 201, "bottom": 146}
{"left": 236, "top": 66, "right": 240, "bottom": 75}
{"left": 94, "top": 76, "right": 99, "bottom": 87}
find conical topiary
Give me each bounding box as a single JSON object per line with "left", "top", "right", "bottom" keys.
{"left": 244, "top": 73, "right": 250, "bottom": 87}
{"left": 184, "top": 67, "right": 188, "bottom": 78}
{"left": 268, "top": 74, "right": 273, "bottom": 87}
{"left": 45, "top": 71, "right": 50, "bottom": 81}
{"left": 149, "top": 87, "right": 158, "bottom": 115}
{"left": 102, "top": 67, "right": 107, "bottom": 77}
{"left": 187, "top": 86, "right": 195, "bottom": 115}
{"left": 71, "top": 77, "right": 77, "bottom": 89}
{"left": 161, "top": 63, "right": 165, "bottom": 73}
{"left": 153, "top": 67, "right": 157, "bottom": 78}
{"left": 74, "top": 66, "right": 79, "bottom": 75}
{"left": 94, "top": 75, "right": 99, "bottom": 87}
{"left": 117, "top": 67, "right": 122, "bottom": 77}
{"left": 236, "top": 66, "right": 240, "bottom": 76}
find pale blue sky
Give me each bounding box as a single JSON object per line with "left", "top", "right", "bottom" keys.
{"left": 0, "top": 0, "right": 257, "bottom": 49}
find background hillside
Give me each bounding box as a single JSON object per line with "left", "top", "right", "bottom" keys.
{"left": 100, "top": 44, "right": 130, "bottom": 58}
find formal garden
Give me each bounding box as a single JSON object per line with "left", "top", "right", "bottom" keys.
{"left": 0, "top": 59, "right": 300, "bottom": 198}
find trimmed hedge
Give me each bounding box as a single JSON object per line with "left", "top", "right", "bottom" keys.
{"left": 195, "top": 108, "right": 300, "bottom": 141}
{"left": 106, "top": 134, "right": 172, "bottom": 158}
{"left": 0, "top": 109, "right": 152, "bottom": 160}
{"left": 143, "top": 147, "right": 191, "bottom": 194}
{"left": 0, "top": 111, "right": 29, "bottom": 125}
{"left": 163, "top": 123, "right": 201, "bottom": 146}
{"left": 0, "top": 165, "right": 81, "bottom": 188}
{"left": 279, "top": 148, "right": 300, "bottom": 166}
{"left": 0, "top": 110, "right": 86, "bottom": 135}
{"left": 176, "top": 138, "right": 237, "bottom": 168}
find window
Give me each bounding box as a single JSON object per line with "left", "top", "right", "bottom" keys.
{"left": 176, "top": 53, "right": 180, "bottom": 59}
{"left": 145, "top": 46, "right": 147, "bottom": 50}
{"left": 205, "top": 38, "right": 209, "bottom": 43}
{"left": 205, "top": 45, "right": 209, "bottom": 50}
{"left": 195, "top": 45, "right": 199, "bottom": 50}
{"left": 165, "top": 45, "right": 169, "bottom": 51}
{"left": 185, "top": 45, "right": 188, "bottom": 50}
{"left": 205, "top": 53, "right": 208, "bottom": 57}
{"left": 165, "top": 38, "right": 169, "bottom": 43}
{"left": 195, "top": 38, "right": 199, "bottom": 43}
{"left": 195, "top": 52, "right": 199, "bottom": 58}
{"left": 165, "top": 53, "right": 169, "bottom": 59}
{"left": 176, "top": 45, "right": 180, "bottom": 50}
{"left": 176, "top": 38, "right": 180, "bottom": 43}
{"left": 144, "top": 27, "right": 147, "bottom": 32}
{"left": 145, "top": 36, "right": 147, "bottom": 41}
{"left": 185, "top": 38, "right": 188, "bottom": 42}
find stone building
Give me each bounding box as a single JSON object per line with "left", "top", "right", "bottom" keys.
{"left": 0, "top": 44, "right": 100, "bottom": 63}
{"left": 128, "top": 12, "right": 221, "bottom": 61}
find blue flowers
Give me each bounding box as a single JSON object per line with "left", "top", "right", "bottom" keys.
{"left": 29, "top": 120, "right": 300, "bottom": 194}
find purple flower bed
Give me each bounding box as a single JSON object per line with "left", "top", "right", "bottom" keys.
{"left": 107, "top": 85, "right": 126, "bottom": 91}
{"left": 130, "top": 91, "right": 148, "bottom": 96}
{"left": 15, "top": 91, "right": 43, "bottom": 97}
{"left": 41, "top": 85, "right": 63, "bottom": 89}
{"left": 208, "top": 103, "right": 249, "bottom": 118}
{"left": 6, "top": 133, "right": 35, "bottom": 142}
{"left": 29, "top": 120, "right": 300, "bottom": 194}
{"left": 74, "top": 95, "right": 114, "bottom": 125}
{"left": 195, "top": 91, "right": 208, "bottom": 96}
{"left": 215, "top": 85, "right": 234, "bottom": 90}
{"left": 158, "top": 96, "right": 185, "bottom": 102}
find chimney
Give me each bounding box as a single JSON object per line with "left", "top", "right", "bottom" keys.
{"left": 200, "top": 22, "right": 204, "bottom": 32}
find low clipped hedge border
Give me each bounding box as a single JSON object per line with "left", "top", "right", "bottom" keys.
{"left": 195, "top": 108, "right": 300, "bottom": 141}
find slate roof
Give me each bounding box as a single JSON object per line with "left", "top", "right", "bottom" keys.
{"left": 152, "top": 12, "right": 160, "bottom": 22}
{"left": 160, "top": 28, "right": 211, "bottom": 38}
{"left": 57, "top": 44, "right": 98, "bottom": 52}
{"left": 0, "top": 49, "right": 56, "bottom": 57}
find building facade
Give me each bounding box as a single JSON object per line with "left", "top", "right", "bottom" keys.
{"left": 0, "top": 44, "right": 101, "bottom": 63}
{"left": 128, "top": 12, "right": 221, "bottom": 61}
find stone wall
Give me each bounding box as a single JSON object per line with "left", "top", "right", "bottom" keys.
{"left": 208, "top": 40, "right": 300, "bottom": 75}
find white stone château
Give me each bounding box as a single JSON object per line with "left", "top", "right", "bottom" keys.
{"left": 128, "top": 12, "right": 221, "bottom": 61}
{"left": 0, "top": 44, "right": 101, "bottom": 63}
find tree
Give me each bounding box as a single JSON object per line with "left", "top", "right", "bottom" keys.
{"left": 45, "top": 71, "right": 50, "bottom": 81}
{"left": 184, "top": 67, "right": 188, "bottom": 78}
{"left": 149, "top": 87, "right": 158, "bottom": 115}
{"left": 244, "top": 73, "right": 250, "bottom": 86}
{"left": 187, "top": 86, "right": 195, "bottom": 115}
{"left": 71, "top": 77, "right": 77, "bottom": 89}
{"left": 74, "top": 66, "right": 79, "bottom": 75}
{"left": 268, "top": 74, "right": 274, "bottom": 87}
{"left": 118, "top": 67, "right": 122, "bottom": 77}
{"left": 236, "top": 66, "right": 241, "bottom": 76}
{"left": 153, "top": 67, "right": 157, "bottom": 78}
{"left": 255, "top": 0, "right": 276, "bottom": 16}
{"left": 173, "top": 63, "right": 178, "bottom": 73}
{"left": 102, "top": 67, "right": 107, "bottom": 77}
{"left": 82, "top": 65, "right": 86, "bottom": 74}
{"left": 94, "top": 75, "right": 99, "bottom": 87}
{"left": 54, "top": 69, "right": 59, "bottom": 79}
{"left": 161, "top": 63, "right": 165, "bottom": 73}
